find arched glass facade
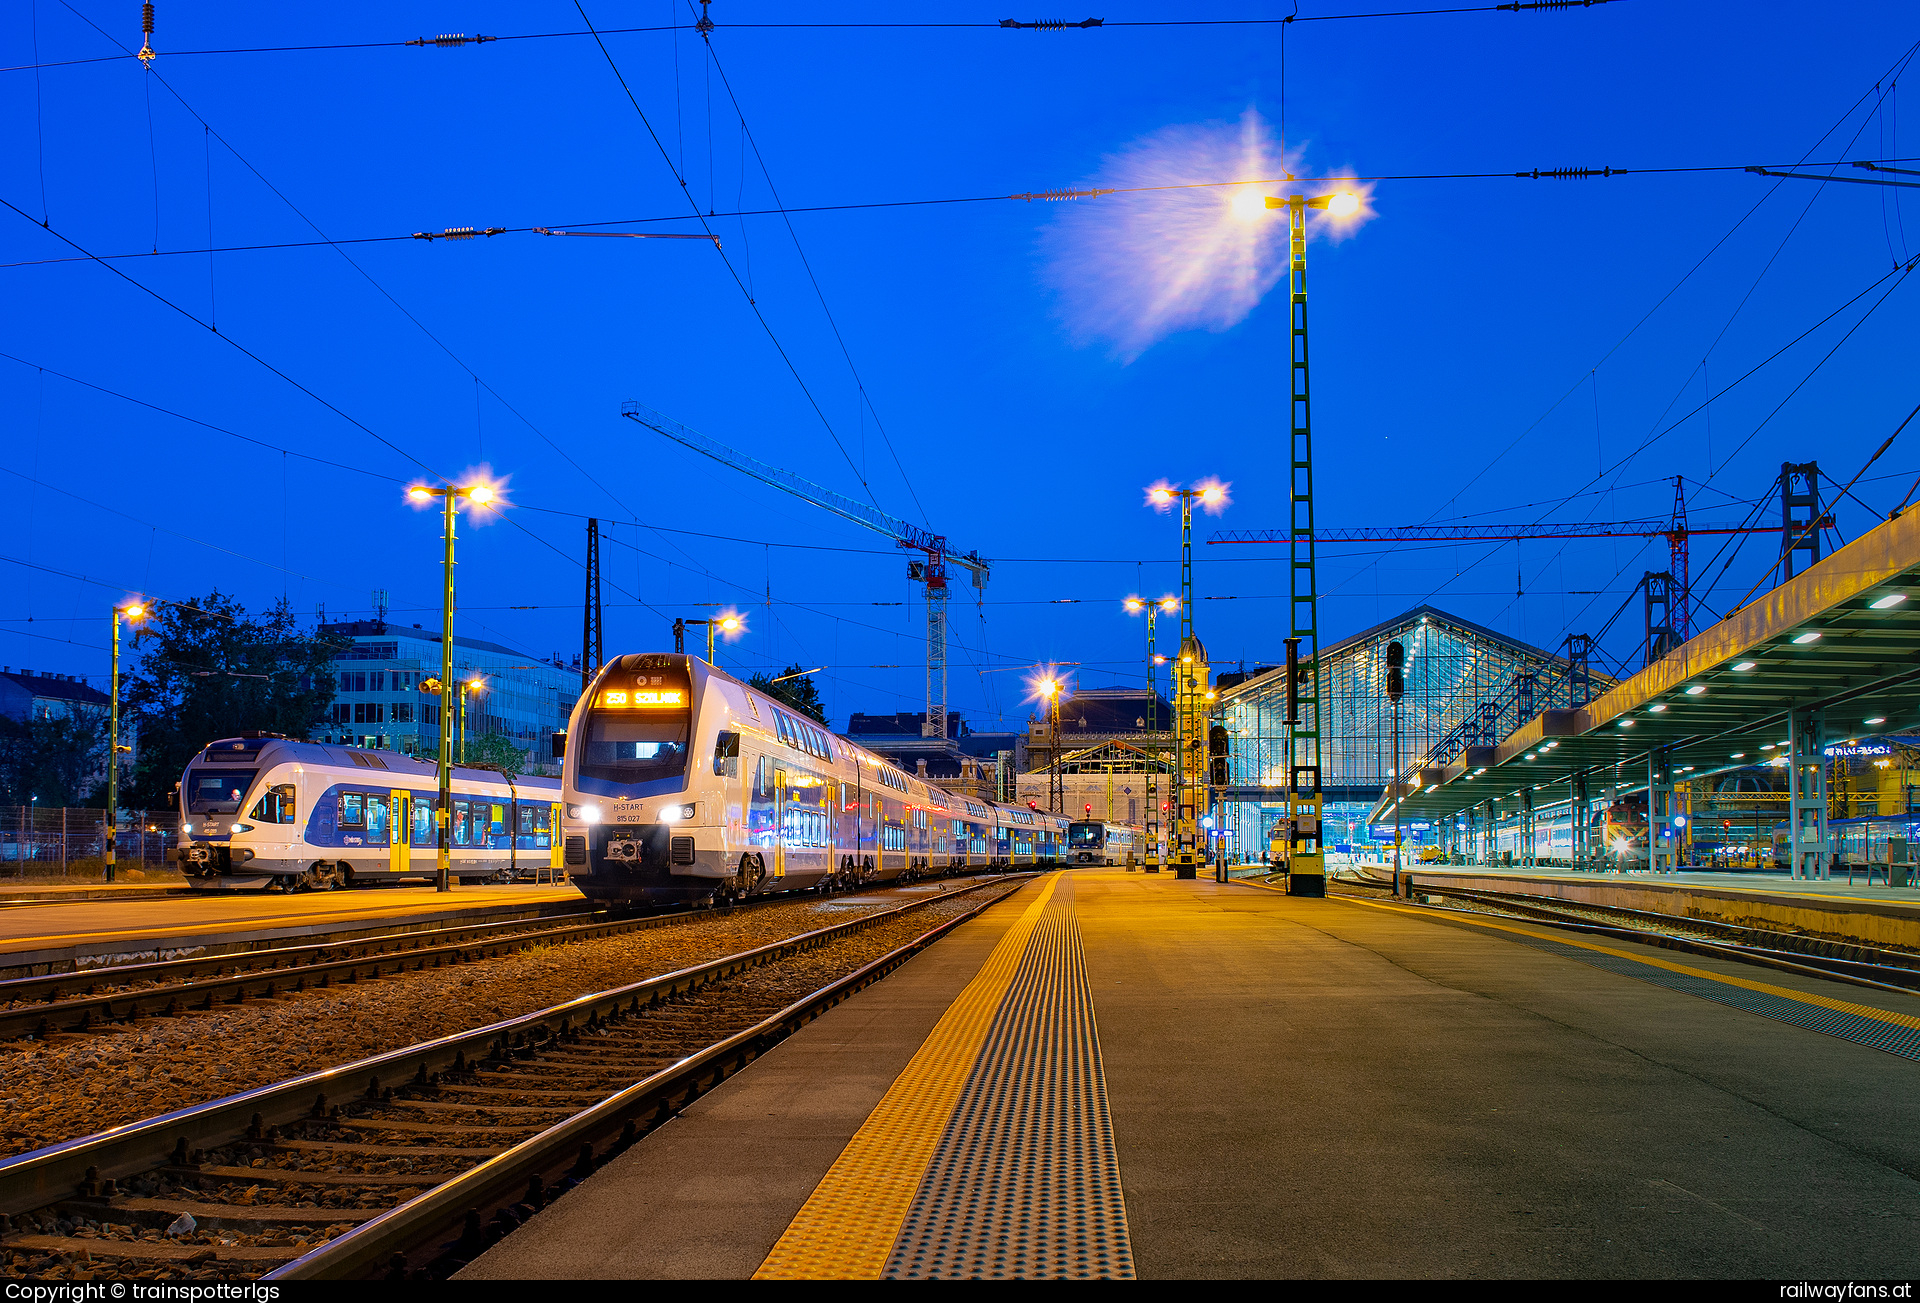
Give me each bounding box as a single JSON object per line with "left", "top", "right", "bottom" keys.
{"left": 1217, "top": 605, "right": 1603, "bottom": 859}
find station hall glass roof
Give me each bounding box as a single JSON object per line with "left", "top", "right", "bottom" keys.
{"left": 1218, "top": 604, "right": 1596, "bottom": 805}
{"left": 1372, "top": 507, "right": 1920, "bottom": 828}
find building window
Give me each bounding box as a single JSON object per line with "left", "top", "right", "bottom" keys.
{"left": 370, "top": 671, "right": 386, "bottom": 692}
{"left": 393, "top": 702, "right": 414, "bottom": 724}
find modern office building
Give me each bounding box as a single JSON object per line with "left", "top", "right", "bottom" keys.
{"left": 311, "top": 620, "right": 578, "bottom": 773}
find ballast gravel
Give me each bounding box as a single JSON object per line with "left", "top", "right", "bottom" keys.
{"left": 0, "top": 881, "right": 1012, "bottom": 1158}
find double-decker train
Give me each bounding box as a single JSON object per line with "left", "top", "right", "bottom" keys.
{"left": 557, "top": 652, "right": 1075, "bottom": 908}
{"left": 1065, "top": 819, "right": 1144, "bottom": 866}
{"left": 174, "top": 734, "right": 563, "bottom": 889}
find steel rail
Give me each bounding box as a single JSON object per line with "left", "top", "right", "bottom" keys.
{"left": 0, "top": 874, "right": 1034, "bottom": 1226}
{"left": 272, "top": 875, "right": 1030, "bottom": 1279}
{"left": 0, "top": 870, "right": 1022, "bottom": 1041}
{"left": 0, "top": 909, "right": 602, "bottom": 1007}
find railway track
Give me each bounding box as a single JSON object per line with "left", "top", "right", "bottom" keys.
{"left": 0, "top": 870, "right": 1023, "bottom": 1045}
{"left": 0, "top": 873, "right": 1033, "bottom": 1281}
{"left": 1333, "top": 874, "right": 1920, "bottom": 993}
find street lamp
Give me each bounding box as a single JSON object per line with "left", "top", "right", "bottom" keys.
{"left": 405, "top": 478, "right": 500, "bottom": 892}
{"left": 1036, "top": 674, "right": 1064, "bottom": 815}
{"left": 107, "top": 599, "right": 151, "bottom": 883}
{"left": 672, "top": 613, "right": 746, "bottom": 665}
{"left": 1124, "top": 595, "right": 1179, "bottom": 871}
{"left": 1147, "top": 483, "right": 1229, "bottom": 879}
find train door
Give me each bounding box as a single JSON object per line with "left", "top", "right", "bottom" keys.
{"left": 774, "top": 767, "right": 788, "bottom": 879}
{"left": 389, "top": 790, "right": 410, "bottom": 875}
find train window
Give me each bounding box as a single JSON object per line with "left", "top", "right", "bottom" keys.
{"left": 883, "top": 825, "right": 906, "bottom": 851}
{"left": 413, "top": 799, "right": 435, "bottom": 846}
{"left": 774, "top": 714, "right": 792, "bottom": 747}
{"left": 519, "top": 804, "right": 550, "bottom": 834}
{"left": 453, "top": 800, "right": 472, "bottom": 846}
{"left": 248, "top": 784, "right": 297, "bottom": 825}
{"left": 366, "top": 796, "right": 390, "bottom": 845}
{"left": 490, "top": 804, "right": 508, "bottom": 837}
{"left": 339, "top": 792, "right": 366, "bottom": 828}
{"left": 713, "top": 730, "right": 741, "bottom": 777}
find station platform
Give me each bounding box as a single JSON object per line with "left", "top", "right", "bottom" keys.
{"left": 462, "top": 868, "right": 1920, "bottom": 1280}
{"left": 0, "top": 883, "right": 587, "bottom": 979}
{"left": 1396, "top": 864, "right": 1920, "bottom": 950}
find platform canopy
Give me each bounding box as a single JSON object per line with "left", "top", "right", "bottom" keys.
{"left": 1371, "top": 509, "right": 1920, "bottom": 827}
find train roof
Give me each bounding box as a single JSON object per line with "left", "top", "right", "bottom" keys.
{"left": 192, "top": 735, "right": 561, "bottom": 789}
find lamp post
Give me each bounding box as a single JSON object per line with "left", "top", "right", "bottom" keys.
{"left": 1147, "top": 484, "right": 1226, "bottom": 879}
{"left": 1038, "top": 676, "right": 1063, "bottom": 814}
{"left": 406, "top": 479, "right": 497, "bottom": 893}
{"left": 1125, "top": 596, "right": 1179, "bottom": 871}
{"left": 672, "top": 614, "right": 745, "bottom": 665}
{"left": 107, "top": 600, "right": 150, "bottom": 883}
{"left": 1228, "top": 185, "right": 1361, "bottom": 897}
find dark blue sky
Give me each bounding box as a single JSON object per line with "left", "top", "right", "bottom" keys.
{"left": 4, "top": 0, "right": 1916, "bottom": 730}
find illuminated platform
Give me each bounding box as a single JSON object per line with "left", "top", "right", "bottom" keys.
{"left": 462, "top": 869, "right": 1920, "bottom": 1280}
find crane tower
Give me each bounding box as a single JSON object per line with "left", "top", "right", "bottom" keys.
{"left": 620, "top": 403, "right": 988, "bottom": 739}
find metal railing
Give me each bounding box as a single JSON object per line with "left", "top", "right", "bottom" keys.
{"left": 0, "top": 808, "right": 181, "bottom": 875}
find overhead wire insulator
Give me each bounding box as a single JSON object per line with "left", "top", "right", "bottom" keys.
{"left": 998, "top": 17, "right": 1105, "bottom": 29}
{"left": 1497, "top": 0, "right": 1616, "bottom": 9}
{"left": 1010, "top": 187, "right": 1117, "bottom": 202}
{"left": 411, "top": 227, "right": 507, "bottom": 241}
{"left": 1517, "top": 167, "right": 1621, "bottom": 179}
{"left": 138, "top": 2, "right": 156, "bottom": 64}
{"left": 406, "top": 33, "right": 496, "bottom": 47}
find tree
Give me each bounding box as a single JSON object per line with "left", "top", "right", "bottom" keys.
{"left": 466, "top": 732, "right": 529, "bottom": 782}
{"left": 0, "top": 711, "right": 107, "bottom": 806}
{"left": 119, "top": 593, "right": 346, "bottom": 807}
{"left": 747, "top": 665, "right": 829, "bottom": 725}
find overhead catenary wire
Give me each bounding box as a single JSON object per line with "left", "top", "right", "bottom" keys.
{"left": 0, "top": 1, "right": 1630, "bottom": 72}
{"left": 13, "top": 156, "right": 1920, "bottom": 274}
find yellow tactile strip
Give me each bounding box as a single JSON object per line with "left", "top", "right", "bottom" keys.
{"left": 884, "top": 880, "right": 1132, "bottom": 1279}
{"left": 753, "top": 873, "right": 1065, "bottom": 1280}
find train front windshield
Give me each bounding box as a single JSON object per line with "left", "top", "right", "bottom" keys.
{"left": 579, "top": 684, "right": 692, "bottom": 786}
{"left": 1068, "top": 822, "right": 1104, "bottom": 848}
{"left": 185, "top": 768, "right": 256, "bottom": 813}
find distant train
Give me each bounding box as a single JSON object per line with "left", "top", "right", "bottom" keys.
{"left": 1065, "top": 819, "right": 1144, "bottom": 866}
{"left": 1772, "top": 815, "right": 1920, "bottom": 871}
{"left": 557, "top": 652, "right": 1075, "bottom": 908}
{"left": 175, "top": 734, "right": 563, "bottom": 889}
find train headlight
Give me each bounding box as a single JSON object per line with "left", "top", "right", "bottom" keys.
{"left": 569, "top": 804, "right": 602, "bottom": 824}
{"left": 230, "top": 822, "right": 253, "bottom": 833}
{"left": 659, "top": 803, "right": 697, "bottom": 824}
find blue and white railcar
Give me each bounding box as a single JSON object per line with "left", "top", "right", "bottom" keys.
{"left": 176, "top": 734, "right": 563, "bottom": 890}
{"left": 557, "top": 653, "right": 1068, "bottom": 908}
{"left": 1065, "top": 819, "right": 1143, "bottom": 865}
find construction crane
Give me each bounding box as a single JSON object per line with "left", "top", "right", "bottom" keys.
{"left": 620, "top": 402, "right": 988, "bottom": 740}
{"left": 1211, "top": 472, "right": 1829, "bottom": 646}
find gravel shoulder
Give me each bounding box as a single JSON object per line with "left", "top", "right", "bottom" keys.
{"left": 0, "top": 882, "right": 1000, "bottom": 1158}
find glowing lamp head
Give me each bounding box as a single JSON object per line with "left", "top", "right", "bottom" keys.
{"left": 406, "top": 486, "right": 434, "bottom": 503}
{"left": 466, "top": 676, "right": 485, "bottom": 691}
{"left": 1124, "top": 597, "right": 1144, "bottom": 614}
{"left": 123, "top": 602, "right": 147, "bottom": 621}
{"left": 1159, "top": 597, "right": 1179, "bottom": 613}
{"left": 1326, "top": 192, "right": 1361, "bottom": 217}
{"left": 1229, "top": 191, "right": 1269, "bottom": 221}
{"left": 1148, "top": 486, "right": 1175, "bottom": 506}
{"left": 465, "top": 484, "right": 496, "bottom": 506}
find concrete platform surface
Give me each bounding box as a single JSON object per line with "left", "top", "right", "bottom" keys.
{"left": 0, "top": 883, "right": 588, "bottom": 976}
{"left": 463, "top": 868, "right": 1920, "bottom": 1280}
